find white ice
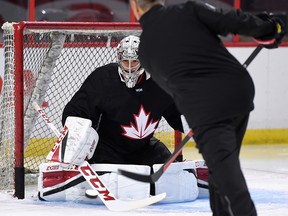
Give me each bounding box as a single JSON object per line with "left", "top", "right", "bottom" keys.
{"left": 1, "top": 144, "right": 288, "bottom": 216}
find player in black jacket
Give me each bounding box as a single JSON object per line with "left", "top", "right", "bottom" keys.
{"left": 129, "top": 0, "right": 286, "bottom": 215}
{"left": 62, "top": 35, "right": 184, "bottom": 166}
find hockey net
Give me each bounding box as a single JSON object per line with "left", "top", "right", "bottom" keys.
{"left": 0, "top": 22, "right": 182, "bottom": 198}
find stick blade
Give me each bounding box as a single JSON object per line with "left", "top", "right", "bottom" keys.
{"left": 118, "top": 166, "right": 163, "bottom": 183}
{"left": 118, "top": 169, "right": 153, "bottom": 183}
{"left": 80, "top": 161, "right": 165, "bottom": 211}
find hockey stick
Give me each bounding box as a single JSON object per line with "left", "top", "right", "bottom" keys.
{"left": 119, "top": 130, "right": 193, "bottom": 182}
{"left": 118, "top": 44, "right": 263, "bottom": 183}
{"left": 243, "top": 45, "right": 263, "bottom": 68}
{"left": 32, "top": 102, "right": 166, "bottom": 211}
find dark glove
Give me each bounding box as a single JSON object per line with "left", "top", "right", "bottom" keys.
{"left": 254, "top": 13, "right": 287, "bottom": 49}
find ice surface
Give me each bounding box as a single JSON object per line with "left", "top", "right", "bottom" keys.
{"left": 1, "top": 145, "right": 288, "bottom": 216}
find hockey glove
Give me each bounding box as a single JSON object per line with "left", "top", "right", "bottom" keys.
{"left": 59, "top": 117, "right": 98, "bottom": 169}
{"left": 254, "top": 13, "right": 286, "bottom": 49}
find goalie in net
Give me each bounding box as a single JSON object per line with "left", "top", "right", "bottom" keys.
{"left": 38, "top": 35, "right": 208, "bottom": 204}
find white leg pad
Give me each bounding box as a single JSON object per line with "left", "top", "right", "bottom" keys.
{"left": 91, "top": 164, "right": 151, "bottom": 201}
{"left": 153, "top": 161, "right": 199, "bottom": 203}
{"left": 38, "top": 162, "right": 151, "bottom": 204}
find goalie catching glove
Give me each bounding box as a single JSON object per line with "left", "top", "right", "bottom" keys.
{"left": 48, "top": 116, "right": 98, "bottom": 169}
{"left": 254, "top": 13, "right": 286, "bottom": 49}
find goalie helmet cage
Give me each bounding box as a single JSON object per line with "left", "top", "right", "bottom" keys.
{"left": 0, "top": 21, "right": 182, "bottom": 199}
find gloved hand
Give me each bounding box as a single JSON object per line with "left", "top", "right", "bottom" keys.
{"left": 254, "top": 13, "right": 286, "bottom": 49}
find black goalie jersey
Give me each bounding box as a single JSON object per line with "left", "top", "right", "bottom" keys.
{"left": 62, "top": 63, "right": 183, "bottom": 164}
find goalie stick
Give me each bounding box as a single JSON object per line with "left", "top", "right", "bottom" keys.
{"left": 32, "top": 102, "right": 166, "bottom": 211}
{"left": 118, "top": 44, "right": 263, "bottom": 183}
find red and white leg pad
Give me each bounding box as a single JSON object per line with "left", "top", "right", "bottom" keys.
{"left": 38, "top": 162, "right": 89, "bottom": 202}
{"left": 194, "top": 160, "right": 209, "bottom": 198}
{"left": 38, "top": 162, "right": 151, "bottom": 204}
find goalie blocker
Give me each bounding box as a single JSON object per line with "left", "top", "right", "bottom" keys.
{"left": 38, "top": 160, "right": 208, "bottom": 204}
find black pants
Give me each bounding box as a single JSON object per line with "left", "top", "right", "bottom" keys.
{"left": 192, "top": 114, "right": 257, "bottom": 216}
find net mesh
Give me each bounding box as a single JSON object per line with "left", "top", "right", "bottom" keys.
{"left": 0, "top": 22, "right": 176, "bottom": 193}
{"left": 0, "top": 23, "right": 16, "bottom": 193}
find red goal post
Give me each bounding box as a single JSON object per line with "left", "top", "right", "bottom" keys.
{"left": 0, "top": 21, "right": 182, "bottom": 199}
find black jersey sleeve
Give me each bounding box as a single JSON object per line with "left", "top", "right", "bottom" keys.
{"left": 162, "top": 103, "right": 183, "bottom": 133}
{"left": 190, "top": 1, "right": 275, "bottom": 38}
{"left": 62, "top": 70, "right": 103, "bottom": 128}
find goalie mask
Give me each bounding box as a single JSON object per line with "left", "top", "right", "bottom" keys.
{"left": 117, "top": 35, "right": 145, "bottom": 88}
